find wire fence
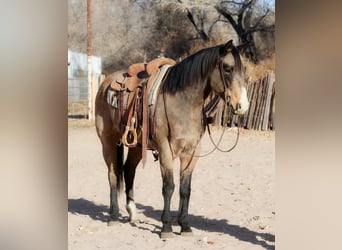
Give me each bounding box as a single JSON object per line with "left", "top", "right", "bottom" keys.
{"left": 68, "top": 77, "right": 89, "bottom": 118}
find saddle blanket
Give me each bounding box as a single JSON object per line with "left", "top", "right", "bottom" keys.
{"left": 107, "top": 86, "right": 119, "bottom": 108}
{"left": 148, "top": 64, "right": 172, "bottom": 106}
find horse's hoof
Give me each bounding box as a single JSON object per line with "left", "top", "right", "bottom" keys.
{"left": 180, "top": 231, "right": 194, "bottom": 236}
{"left": 160, "top": 231, "right": 175, "bottom": 239}
{"left": 180, "top": 225, "right": 193, "bottom": 236}
{"left": 107, "top": 220, "right": 120, "bottom": 227}
{"left": 129, "top": 217, "right": 140, "bottom": 224}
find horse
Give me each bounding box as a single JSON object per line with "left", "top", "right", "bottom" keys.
{"left": 95, "top": 40, "right": 249, "bottom": 238}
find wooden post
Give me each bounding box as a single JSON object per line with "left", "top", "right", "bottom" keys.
{"left": 256, "top": 78, "right": 265, "bottom": 130}
{"left": 262, "top": 72, "right": 275, "bottom": 130}
{"left": 269, "top": 84, "right": 276, "bottom": 130}
{"left": 246, "top": 81, "right": 256, "bottom": 129}
{"left": 91, "top": 75, "right": 98, "bottom": 121}
{"left": 250, "top": 79, "right": 260, "bottom": 129}
{"left": 242, "top": 81, "right": 251, "bottom": 127}
{"left": 87, "top": 0, "right": 93, "bottom": 120}
{"left": 258, "top": 77, "right": 267, "bottom": 130}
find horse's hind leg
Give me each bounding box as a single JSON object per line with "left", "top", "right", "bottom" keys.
{"left": 124, "top": 146, "right": 142, "bottom": 223}
{"left": 101, "top": 136, "right": 124, "bottom": 226}
{"left": 178, "top": 146, "right": 200, "bottom": 236}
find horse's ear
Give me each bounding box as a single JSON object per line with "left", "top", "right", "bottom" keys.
{"left": 237, "top": 43, "right": 249, "bottom": 54}
{"left": 220, "top": 40, "right": 233, "bottom": 56}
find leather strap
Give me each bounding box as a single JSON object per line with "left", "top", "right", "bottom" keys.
{"left": 141, "top": 82, "right": 148, "bottom": 167}
{"left": 121, "top": 91, "right": 139, "bottom": 147}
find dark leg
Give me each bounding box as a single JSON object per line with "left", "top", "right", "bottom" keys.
{"left": 124, "top": 146, "right": 142, "bottom": 223}
{"left": 161, "top": 170, "right": 175, "bottom": 236}
{"left": 178, "top": 173, "right": 193, "bottom": 235}
{"left": 178, "top": 147, "right": 199, "bottom": 236}
{"left": 158, "top": 144, "right": 175, "bottom": 238}
{"left": 101, "top": 137, "right": 123, "bottom": 226}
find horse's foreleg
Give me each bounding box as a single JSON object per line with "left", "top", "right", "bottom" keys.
{"left": 178, "top": 146, "right": 200, "bottom": 236}
{"left": 124, "top": 146, "right": 142, "bottom": 223}
{"left": 102, "top": 139, "right": 123, "bottom": 226}
{"left": 159, "top": 146, "right": 175, "bottom": 238}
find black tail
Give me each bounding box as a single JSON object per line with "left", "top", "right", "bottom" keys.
{"left": 116, "top": 143, "right": 124, "bottom": 191}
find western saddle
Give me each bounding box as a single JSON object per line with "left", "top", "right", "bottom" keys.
{"left": 106, "top": 57, "right": 176, "bottom": 165}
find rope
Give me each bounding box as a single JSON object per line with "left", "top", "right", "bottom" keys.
{"left": 193, "top": 122, "right": 240, "bottom": 157}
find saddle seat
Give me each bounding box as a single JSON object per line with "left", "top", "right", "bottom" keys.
{"left": 110, "top": 57, "right": 176, "bottom": 92}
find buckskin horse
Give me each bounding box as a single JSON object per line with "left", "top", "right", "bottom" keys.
{"left": 95, "top": 40, "right": 249, "bottom": 238}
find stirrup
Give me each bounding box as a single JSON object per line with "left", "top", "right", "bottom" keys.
{"left": 122, "top": 118, "right": 138, "bottom": 148}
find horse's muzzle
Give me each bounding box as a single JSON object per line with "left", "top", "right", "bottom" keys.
{"left": 232, "top": 87, "right": 249, "bottom": 115}
{"left": 232, "top": 102, "right": 249, "bottom": 115}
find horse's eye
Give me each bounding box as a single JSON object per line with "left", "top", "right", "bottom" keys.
{"left": 223, "top": 64, "right": 230, "bottom": 71}
{"left": 223, "top": 64, "right": 233, "bottom": 74}
{"left": 224, "top": 67, "right": 232, "bottom": 75}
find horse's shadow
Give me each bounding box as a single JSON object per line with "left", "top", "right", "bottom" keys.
{"left": 68, "top": 198, "right": 109, "bottom": 222}
{"left": 68, "top": 198, "right": 275, "bottom": 249}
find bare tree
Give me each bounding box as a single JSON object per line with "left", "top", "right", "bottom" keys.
{"left": 215, "top": 0, "right": 275, "bottom": 62}
{"left": 68, "top": 0, "right": 274, "bottom": 73}
{"left": 161, "top": 1, "right": 221, "bottom": 44}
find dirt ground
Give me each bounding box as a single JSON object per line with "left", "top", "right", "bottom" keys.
{"left": 68, "top": 119, "right": 275, "bottom": 250}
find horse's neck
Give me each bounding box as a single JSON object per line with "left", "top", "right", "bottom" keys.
{"left": 176, "top": 80, "right": 208, "bottom": 111}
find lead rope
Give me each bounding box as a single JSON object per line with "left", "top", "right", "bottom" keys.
{"left": 206, "top": 122, "right": 240, "bottom": 153}
{"left": 194, "top": 112, "right": 240, "bottom": 158}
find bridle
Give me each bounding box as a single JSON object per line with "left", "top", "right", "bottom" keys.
{"left": 219, "top": 58, "right": 232, "bottom": 104}
{"left": 194, "top": 55, "right": 241, "bottom": 158}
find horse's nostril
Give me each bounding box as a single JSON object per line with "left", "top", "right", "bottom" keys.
{"left": 237, "top": 103, "right": 241, "bottom": 110}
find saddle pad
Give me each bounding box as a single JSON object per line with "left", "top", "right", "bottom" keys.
{"left": 148, "top": 64, "right": 172, "bottom": 106}
{"left": 107, "top": 86, "right": 118, "bottom": 108}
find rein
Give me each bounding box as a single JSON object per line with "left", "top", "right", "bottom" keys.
{"left": 194, "top": 59, "right": 239, "bottom": 158}
{"left": 193, "top": 106, "right": 240, "bottom": 158}
{"left": 202, "top": 121, "right": 240, "bottom": 156}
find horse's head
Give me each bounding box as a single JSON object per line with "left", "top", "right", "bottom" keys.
{"left": 211, "top": 40, "right": 249, "bottom": 115}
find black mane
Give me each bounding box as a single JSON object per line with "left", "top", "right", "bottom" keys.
{"left": 162, "top": 44, "right": 242, "bottom": 94}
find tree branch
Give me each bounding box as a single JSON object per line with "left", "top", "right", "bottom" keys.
{"left": 185, "top": 8, "right": 209, "bottom": 42}
{"left": 208, "top": 15, "right": 223, "bottom": 37}
{"left": 247, "top": 24, "right": 275, "bottom": 34}
{"left": 250, "top": 8, "right": 270, "bottom": 30}
{"left": 237, "top": 0, "right": 253, "bottom": 16}
{"left": 215, "top": 5, "right": 239, "bottom": 33}
{"left": 220, "top": 0, "right": 247, "bottom": 6}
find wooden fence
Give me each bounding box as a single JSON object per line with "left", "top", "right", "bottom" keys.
{"left": 209, "top": 72, "right": 275, "bottom": 130}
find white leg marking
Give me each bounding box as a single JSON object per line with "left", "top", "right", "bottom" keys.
{"left": 126, "top": 200, "right": 139, "bottom": 223}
